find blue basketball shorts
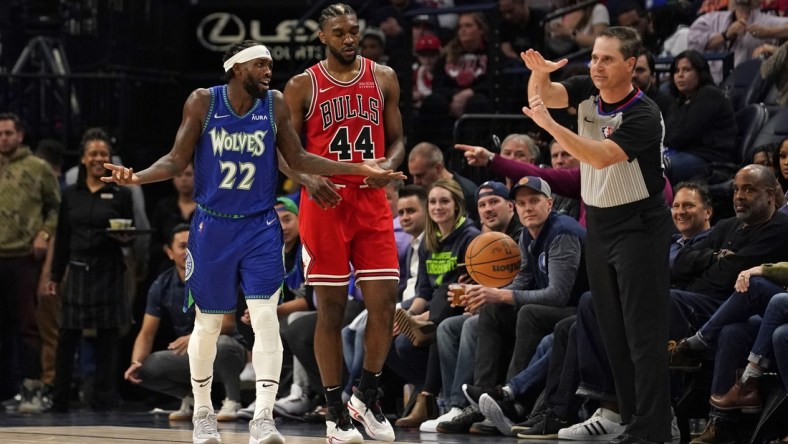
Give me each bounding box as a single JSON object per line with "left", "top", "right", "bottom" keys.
{"left": 185, "top": 207, "right": 284, "bottom": 313}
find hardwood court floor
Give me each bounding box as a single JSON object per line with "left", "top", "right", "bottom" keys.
{"left": 0, "top": 410, "right": 559, "bottom": 444}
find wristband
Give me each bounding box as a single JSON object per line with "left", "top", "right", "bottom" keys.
{"left": 487, "top": 151, "right": 495, "bottom": 163}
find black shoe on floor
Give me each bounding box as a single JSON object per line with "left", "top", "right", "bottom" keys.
{"left": 436, "top": 405, "right": 484, "bottom": 434}
{"left": 515, "top": 409, "right": 568, "bottom": 439}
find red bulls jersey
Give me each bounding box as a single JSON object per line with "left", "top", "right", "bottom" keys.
{"left": 304, "top": 56, "right": 385, "bottom": 185}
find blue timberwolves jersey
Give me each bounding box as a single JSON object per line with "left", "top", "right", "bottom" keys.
{"left": 194, "top": 85, "right": 278, "bottom": 216}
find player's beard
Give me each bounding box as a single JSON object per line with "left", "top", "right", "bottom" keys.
{"left": 329, "top": 45, "right": 357, "bottom": 65}
{"left": 243, "top": 75, "right": 267, "bottom": 99}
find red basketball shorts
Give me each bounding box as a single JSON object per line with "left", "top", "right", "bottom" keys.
{"left": 299, "top": 184, "right": 400, "bottom": 286}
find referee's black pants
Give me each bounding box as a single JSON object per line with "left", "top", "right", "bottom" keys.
{"left": 585, "top": 196, "right": 673, "bottom": 442}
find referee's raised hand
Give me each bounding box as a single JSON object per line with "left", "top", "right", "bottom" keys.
{"left": 521, "top": 49, "right": 568, "bottom": 74}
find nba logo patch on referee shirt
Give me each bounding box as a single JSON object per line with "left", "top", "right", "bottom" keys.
{"left": 601, "top": 126, "right": 615, "bottom": 138}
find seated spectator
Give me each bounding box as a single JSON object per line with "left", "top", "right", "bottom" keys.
{"left": 687, "top": 0, "right": 788, "bottom": 82}
{"left": 615, "top": 1, "right": 660, "bottom": 55}
{"left": 437, "top": 177, "right": 587, "bottom": 434}
{"left": 149, "top": 163, "right": 195, "bottom": 276}
{"left": 360, "top": 27, "right": 388, "bottom": 65}
{"left": 408, "top": 142, "right": 480, "bottom": 222}
{"left": 671, "top": 260, "right": 788, "bottom": 442}
{"left": 387, "top": 179, "right": 480, "bottom": 430}
{"left": 417, "top": 12, "right": 492, "bottom": 146}
{"left": 124, "top": 225, "right": 246, "bottom": 421}
{"left": 498, "top": 0, "right": 548, "bottom": 60}
{"left": 663, "top": 50, "right": 737, "bottom": 184}
{"left": 399, "top": 180, "right": 521, "bottom": 430}
{"left": 775, "top": 137, "right": 788, "bottom": 197}
{"left": 545, "top": 0, "right": 609, "bottom": 57}
{"left": 749, "top": 142, "right": 777, "bottom": 167}
{"left": 632, "top": 50, "right": 673, "bottom": 119}
{"left": 499, "top": 134, "right": 539, "bottom": 165}
{"left": 412, "top": 33, "right": 442, "bottom": 109}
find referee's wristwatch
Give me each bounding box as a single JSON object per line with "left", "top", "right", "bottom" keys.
{"left": 39, "top": 231, "right": 50, "bottom": 242}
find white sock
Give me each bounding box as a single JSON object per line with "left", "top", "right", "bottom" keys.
{"left": 188, "top": 307, "right": 223, "bottom": 411}
{"left": 247, "top": 292, "right": 283, "bottom": 419}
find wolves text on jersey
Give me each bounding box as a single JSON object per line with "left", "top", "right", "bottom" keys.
{"left": 209, "top": 128, "right": 268, "bottom": 157}
{"left": 319, "top": 94, "right": 380, "bottom": 130}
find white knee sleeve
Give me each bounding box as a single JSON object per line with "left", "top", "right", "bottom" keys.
{"left": 247, "top": 290, "right": 283, "bottom": 417}
{"left": 188, "top": 307, "right": 223, "bottom": 410}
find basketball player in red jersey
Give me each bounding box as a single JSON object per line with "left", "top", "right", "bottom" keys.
{"left": 282, "top": 3, "right": 404, "bottom": 443}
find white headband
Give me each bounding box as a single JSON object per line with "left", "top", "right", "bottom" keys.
{"left": 223, "top": 45, "right": 272, "bottom": 72}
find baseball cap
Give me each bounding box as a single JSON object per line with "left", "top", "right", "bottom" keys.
{"left": 276, "top": 197, "right": 299, "bottom": 215}
{"left": 509, "top": 176, "right": 552, "bottom": 199}
{"left": 413, "top": 14, "right": 436, "bottom": 28}
{"left": 475, "top": 181, "right": 510, "bottom": 203}
{"left": 415, "top": 34, "right": 441, "bottom": 52}
{"left": 361, "top": 27, "right": 386, "bottom": 46}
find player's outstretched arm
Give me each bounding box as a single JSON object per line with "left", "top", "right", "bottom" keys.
{"left": 272, "top": 90, "right": 405, "bottom": 180}
{"left": 103, "top": 89, "right": 205, "bottom": 186}
{"left": 365, "top": 64, "right": 406, "bottom": 189}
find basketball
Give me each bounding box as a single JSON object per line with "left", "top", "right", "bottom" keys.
{"left": 464, "top": 232, "right": 521, "bottom": 288}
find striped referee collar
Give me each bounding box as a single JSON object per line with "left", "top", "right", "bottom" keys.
{"left": 597, "top": 87, "right": 643, "bottom": 116}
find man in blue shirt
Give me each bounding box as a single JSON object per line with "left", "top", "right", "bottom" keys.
{"left": 124, "top": 225, "right": 245, "bottom": 421}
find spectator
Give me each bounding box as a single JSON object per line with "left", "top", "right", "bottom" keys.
{"left": 360, "top": 27, "right": 388, "bottom": 64}
{"left": 124, "top": 225, "right": 246, "bottom": 422}
{"left": 398, "top": 180, "right": 521, "bottom": 430}
{"left": 774, "top": 138, "right": 788, "bottom": 215}
{"left": 615, "top": 1, "right": 660, "bottom": 55}
{"left": 0, "top": 112, "right": 60, "bottom": 412}
{"left": 417, "top": 12, "right": 492, "bottom": 146}
{"left": 498, "top": 0, "right": 548, "bottom": 60}
{"left": 408, "top": 142, "right": 480, "bottom": 222}
{"left": 632, "top": 50, "right": 673, "bottom": 119}
{"left": 439, "top": 176, "right": 587, "bottom": 435}
{"left": 388, "top": 179, "right": 480, "bottom": 430}
{"left": 545, "top": 0, "right": 610, "bottom": 57}
{"left": 663, "top": 50, "right": 737, "bottom": 184}
{"left": 412, "top": 33, "right": 442, "bottom": 109}
{"left": 500, "top": 134, "right": 539, "bottom": 164}
{"left": 34, "top": 138, "right": 66, "bottom": 190}
{"left": 748, "top": 142, "right": 777, "bottom": 167}
{"left": 687, "top": 0, "right": 788, "bottom": 82}
{"left": 48, "top": 128, "right": 134, "bottom": 412}
{"left": 149, "top": 163, "right": 195, "bottom": 277}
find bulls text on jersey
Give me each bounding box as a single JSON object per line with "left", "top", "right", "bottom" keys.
{"left": 319, "top": 94, "right": 380, "bottom": 130}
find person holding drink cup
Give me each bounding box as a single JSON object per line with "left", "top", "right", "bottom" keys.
{"left": 391, "top": 179, "right": 480, "bottom": 429}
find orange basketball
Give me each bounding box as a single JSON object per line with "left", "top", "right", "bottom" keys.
{"left": 465, "top": 232, "right": 521, "bottom": 288}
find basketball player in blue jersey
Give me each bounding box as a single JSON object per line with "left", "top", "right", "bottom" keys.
{"left": 103, "top": 41, "right": 405, "bottom": 444}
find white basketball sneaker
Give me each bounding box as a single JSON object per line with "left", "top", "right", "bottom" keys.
{"left": 346, "top": 388, "right": 395, "bottom": 442}
{"left": 326, "top": 403, "right": 363, "bottom": 444}
{"left": 192, "top": 406, "right": 221, "bottom": 444}
{"left": 248, "top": 408, "right": 285, "bottom": 444}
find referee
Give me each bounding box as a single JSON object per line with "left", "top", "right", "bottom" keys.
{"left": 522, "top": 27, "right": 673, "bottom": 443}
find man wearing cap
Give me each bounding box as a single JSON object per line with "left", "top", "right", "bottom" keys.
{"left": 360, "top": 27, "right": 388, "bottom": 65}
{"left": 475, "top": 180, "right": 523, "bottom": 238}
{"left": 102, "top": 39, "right": 404, "bottom": 444}
{"left": 435, "top": 176, "right": 588, "bottom": 434}
{"left": 413, "top": 33, "right": 442, "bottom": 109}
